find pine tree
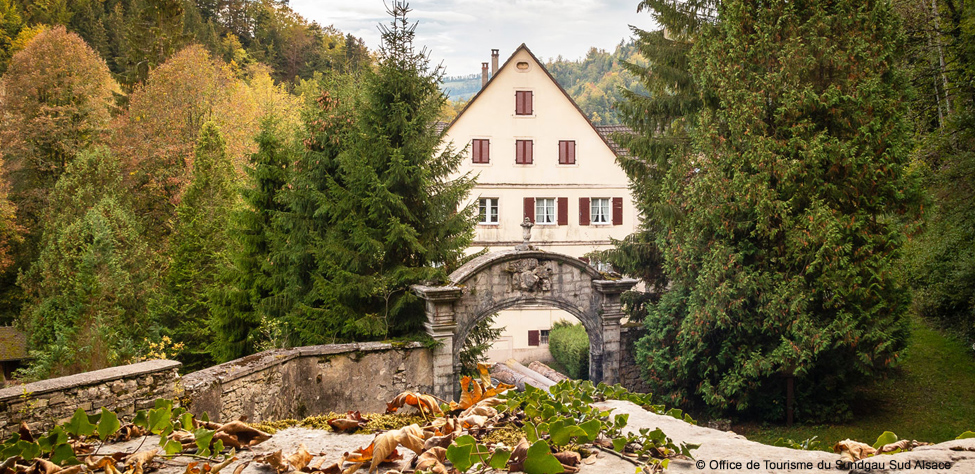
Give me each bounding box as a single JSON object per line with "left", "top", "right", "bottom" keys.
{"left": 636, "top": 0, "right": 919, "bottom": 421}
{"left": 595, "top": 0, "right": 715, "bottom": 292}
{"left": 157, "top": 121, "right": 237, "bottom": 370}
{"left": 270, "top": 1, "right": 475, "bottom": 345}
{"left": 210, "top": 117, "right": 292, "bottom": 361}
{"left": 18, "top": 148, "right": 157, "bottom": 379}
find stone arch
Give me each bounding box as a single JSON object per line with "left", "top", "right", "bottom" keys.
{"left": 414, "top": 249, "right": 636, "bottom": 400}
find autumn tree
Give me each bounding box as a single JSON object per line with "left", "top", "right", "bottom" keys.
{"left": 0, "top": 0, "right": 23, "bottom": 73}
{"left": 18, "top": 148, "right": 157, "bottom": 379}
{"left": 636, "top": 0, "right": 919, "bottom": 421}
{"left": 154, "top": 122, "right": 237, "bottom": 371}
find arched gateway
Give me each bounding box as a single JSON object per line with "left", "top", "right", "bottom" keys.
{"left": 414, "top": 228, "right": 637, "bottom": 400}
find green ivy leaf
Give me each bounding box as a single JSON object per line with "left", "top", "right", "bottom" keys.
{"left": 873, "top": 431, "right": 898, "bottom": 450}
{"left": 578, "top": 419, "right": 601, "bottom": 443}
{"left": 200, "top": 412, "right": 210, "bottom": 423}
{"left": 162, "top": 439, "right": 183, "bottom": 455}
{"left": 38, "top": 426, "right": 68, "bottom": 452}
{"left": 957, "top": 431, "right": 975, "bottom": 440}
{"left": 523, "top": 440, "right": 564, "bottom": 474}
{"left": 180, "top": 412, "right": 195, "bottom": 431}
{"left": 212, "top": 439, "right": 224, "bottom": 454}
{"left": 612, "top": 437, "right": 627, "bottom": 452}
{"left": 148, "top": 406, "right": 173, "bottom": 435}
{"left": 51, "top": 443, "right": 78, "bottom": 465}
{"left": 154, "top": 399, "right": 173, "bottom": 410}
{"left": 549, "top": 423, "right": 586, "bottom": 447}
{"left": 18, "top": 440, "right": 41, "bottom": 461}
{"left": 64, "top": 408, "right": 97, "bottom": 437}
{"left": 97, "top": 408, "right": 121, "bottom": 441}
{"left": 194, "top": 428, "right": 215, "bottom": 457}
{"left": 132, "top": 410, "right": 149, "bottom": 429}
{"left": 446, "top": 442, "right": 475, "bottom": 472}
{"left": 488, "top": 448, "right": 511, "bottom": 470}
{"left": 524, "top": 421, "right": 538, "bottom": 443}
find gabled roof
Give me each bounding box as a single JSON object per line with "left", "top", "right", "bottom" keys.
{"left": 445, "top": 44, "right": 620, "bottom": 158}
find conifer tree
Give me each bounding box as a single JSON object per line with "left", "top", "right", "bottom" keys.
{"left": 157, "top": 121, "right": 237, "bottom": 370}
{"left": 210, "top": 118, "right": 292, "bottom": 361}
{"left": 636, "top": 0, "right": 919, "bottom": 421}
{"left": 19, "top": 148, "right": 157, "bottom": 379}
{"left": 271, "top": 1, "right": 475, "bottom": 345}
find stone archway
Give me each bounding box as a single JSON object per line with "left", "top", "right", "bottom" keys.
{"left": 414, "top": 248, "right": 637, "bottom": 400}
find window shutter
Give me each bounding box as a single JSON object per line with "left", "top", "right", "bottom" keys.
{"left": 526, "top": 91, "right": 533, "bottom": 115}
{"left": 472, "top": 140, "right": 481, "bottom": 163}
{"left": 523, "top": 197, "right": 534, "bottom": 223}
{"left": 482, "top": 139, "right": 490, "bottom": 163}
{"left": 516, "top": 141, "right": 523, "bottom": 164}
{"left": 557, "top": 197, "right": 568, "bottom": 225}
{"left": 472, "top": 139, "right": 490, "bottom": 163}
{"left": 567, "top": 140, "right": 575, "bottom": 164}
{"left": 526, "top": 140, "right": 533, "bottom": 164}
{"left": 558, "top": 141, "right": 566, "bottom": 164}
{"left": 579, "top": 197, "right": 590, "bottom": 225}
{"left": 528, "top": 330, "right": 540, "bottom": 347}
{"left": 612, "top": 197, "right": 623, "bottom": 225}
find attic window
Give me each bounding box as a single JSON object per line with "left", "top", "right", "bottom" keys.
{"left": 516, "top": 61, "right": 530, "bottom": 71}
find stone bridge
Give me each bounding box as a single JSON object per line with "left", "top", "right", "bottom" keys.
{"left": 415, "top": 246, "right": 637, "bottom": 400}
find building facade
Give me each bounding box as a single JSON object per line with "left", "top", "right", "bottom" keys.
{"left": 442, "top": 45, "right": 638, "bottom": 364}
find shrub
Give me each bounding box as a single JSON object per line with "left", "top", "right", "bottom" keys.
{"left": 549, "top": 320, "right": 589, "bottom": 379}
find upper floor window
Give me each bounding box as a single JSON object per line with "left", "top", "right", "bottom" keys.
{"left": 559, "top": 140, "right": 576, "bottom": 164}
{"left": 515, "top": 91, "right": 533, "bottom": 115}
{"left": 535, "top": 198, "right": 556, "bottom": 224}
{"left": 591, "top": 198, "right": 611, "bottom": 224}
{"left": 516, "top": 139, "right": 533, "bottom": 164}
{"left": 478, "top": 198, "right": 499, "bottom": 224}
{"left": 472, "top": 139, "right": 490, "bottom": 163}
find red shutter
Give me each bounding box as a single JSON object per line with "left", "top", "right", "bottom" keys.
{"left": 567, "top": 140, "right": 575, "bottom": 164}
{"left": 528, "top": 330, "right": 540, "bottom": 347}
{"left": 612, "top": 197, "right": 623, "bottom": 225}
{"left": 516, "top": 91, "right": 533, "bottom": 115}
{"left": 482, "top": 139, "right": 490, "bottom": 163}
{"left": 558, "top": 141, "right": 566, "bottom": 164}
{"left": 524, "top": 197, "right": 534, "bottom": 223}
{"left": 526, "top": 140, "right": 533, "bottom": 164}
{"left": 579, "top": 197, "right": 590, "bottom": 225}
{"left": 472, "top": 139, "right": 490, "bottom": 163}
{"left": 515, "top": 141, "right": 523, "bottom": 164}
{"left": 526, "top": 91, "right": 533, "bottom": 115}
{"left": 472, "top": 140, "right": 480, "bottom": 163}
{"left": 557, "top": 197, "right": 568, "bottom": 225}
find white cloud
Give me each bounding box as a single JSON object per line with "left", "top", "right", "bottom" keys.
{"left": 288, "top": 0, "right": 658, "bottom": 75}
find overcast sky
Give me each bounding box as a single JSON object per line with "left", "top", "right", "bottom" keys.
{"left": 288, "top": 0, "right": 659, "bottom": 77}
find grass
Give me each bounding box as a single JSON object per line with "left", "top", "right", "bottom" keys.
{"left": 734, "top": 314, "right": 975, "bottom": 448}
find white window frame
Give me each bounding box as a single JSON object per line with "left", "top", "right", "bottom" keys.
{"left": 478, "top": 198, "right": 499, "bottom": 225}
{"left": 535, "top": 198, "right": 556, "bottom": 225}
{"left": 591, "top": 198, "right": 611, "bottom": 224}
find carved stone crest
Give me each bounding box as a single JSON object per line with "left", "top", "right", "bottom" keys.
{"left": 503, "top": 258, "right": 554, "bottom": 292}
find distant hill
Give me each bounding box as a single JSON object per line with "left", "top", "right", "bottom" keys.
{"left": 439, "top": 41, "right": 645, "bottom": 125}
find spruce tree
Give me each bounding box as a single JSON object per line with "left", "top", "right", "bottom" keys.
{"left": 210, "top": 117, "right": 292, "bottom": 361}
{"left": 157, "top": 121, "right": 236, "bottom": 370}
{"left": 636, "top": 0, "right": 919, "bottom": 421}
{"left": 271, "top": 1, "right": 475, "bottom": 345}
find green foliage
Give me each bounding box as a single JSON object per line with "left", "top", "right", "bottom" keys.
{"left": 153, "top": 121, "right": 237, "bottom": 371}
{"left": 18, "top": 148, "right": 158, "bottom": 379}
{"left": 772, "top": 436, "right": 820, "bottom": 451}
{"left": 459, "top": 313, "right": 503, "bottom": 376}
{"left": 634, "top": 0, "right": 920, "bottom": 422}
{"left": 548, "top": 321, "right": 588, "bottom": 379}
{"left": 957, "top": 432, "right": 975, "bottom": 440}
{"left": 446, "top": 435, "right": 511, "bottom": 472}
{"left": 545, "top": 42, "right": 644, "bottom": 125}
{"left": 266, "top": 2, "right": 475, "bottom": 345}
{"left": 0, "top": 0, "right": 23, "bottom": 73}
{"left": 873, "top": 431, "right": 899, "bottom": 450}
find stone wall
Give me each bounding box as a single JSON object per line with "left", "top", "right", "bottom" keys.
{"left": 0, "top": 360, "right": 181, "bottom": 437}
{"left": 181, "top": 342, "right": 433, "bottom": 423}
{"left": 619, "top": 324, "right": 650, "bottom": 394}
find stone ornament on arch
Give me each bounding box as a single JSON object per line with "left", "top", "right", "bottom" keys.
{"left": 414, "top": 248, "right": 637, "bottom": 401}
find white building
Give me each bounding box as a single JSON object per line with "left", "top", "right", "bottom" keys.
{"left": 442, "top": 44, "right": 638, "bottom": 363}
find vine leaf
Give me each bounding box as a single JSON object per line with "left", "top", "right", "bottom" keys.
{"left": 957, "top": 431, "right": 975, "bottom": 440}
{"left": 96, "top": 408, "right": 120, "bottom": 441}
{"left": 64, "top": 409, "right": 96, "bottom": 438}
{"left": 523, "top": 440, "right": 564, "bottom": 474}
{"left": 872, "top": 431, "right": 898, "bottom": 450}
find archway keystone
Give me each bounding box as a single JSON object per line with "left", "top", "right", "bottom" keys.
{"left": 414, "top": 249, "right": 637, "bottom": 400}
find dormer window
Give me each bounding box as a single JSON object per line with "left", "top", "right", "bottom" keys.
{"left": 515, "top": 91, "right": 533, "bottom": 115}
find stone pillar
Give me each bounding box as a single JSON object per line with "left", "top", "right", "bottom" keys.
{"left": 593, "top": 279, "right": 638, "bottom": 385}
{"left": 413, "top": 285, "right": 464, "bottom": 401}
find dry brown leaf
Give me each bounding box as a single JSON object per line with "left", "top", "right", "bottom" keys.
{"left": 393, "top": 424, "right": 428, "bottom": 455}
{"left": 507, "top": 438, "right": 531, "bottom": 472}
{"left": 343, "top": 443, "right": 373, "bottom": 464}
{"left": 878, "top": 439, "right": 914, "bottom": 453}
{"left": 18, "top": 422, "right": 33, "bottom": 443}
{"left": 209, "top": 451, "right": 239, "bottom": 474}
{"left": 554, "top": 451, "right": 581, "bottom": 466}
{"left": 415, "top": 447, "right": 447, "bottom": 474}
{"left": 255, "top": 450, "right": 289, "bottom": 473}
{"left": 183, "top": 462, "right": 201, "bottom": 474}
{"left": 477, "top": 362, "right": 494, "bottom": 389}
{"left": 216, "top": 422, "right": 272, "bottom": 447}
{"left": 368, "top": 432, "right": 399, "bottom": 473}
{"left": 231, "top": 462, "right": 250, "bottom": 474}
{"left": 458, "top": 415, "right": 488, "bottom": 429}
{"left": 213, "top": 432, "right": 243, "bottom": 450}
{"left": 385, "top": 392, "right": 442, "bottom": 416}
{"left": 422, "top": 432, "right": 456, "bottom": 451}
{"left": 311, "top": 463, "right": 340, "bottom": 474}
{"left": 286, "top": 444, "right": 313, "bottom": 472}
{"left": 462, "top": 406, "right": 498, "bottom": 418}
{"left": 340, "top": 463, "right": 362, "bottom": 474}
{"left": 833, "top": 439, "right": 877, "bottom": 462}
{"left": 25, "top": 460, "right": 58, "bottom": 474}
{"left": 123, "top": 448, "right": 158, "bottom": 474}
{"left": 56, "top": 468, "right": 82, "bottom": 474}
{"left": 85, "top": 455, "right": 118, "bottom": 472}
{"left": 1, "top": 457, "right": 22, "bottom": 474}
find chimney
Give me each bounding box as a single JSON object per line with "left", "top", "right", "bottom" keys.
{"left": 481, "top": 62, "right": 489, "bottom": 88}
{"left": 491, "top": 49, "right": 499, "bottom": 76}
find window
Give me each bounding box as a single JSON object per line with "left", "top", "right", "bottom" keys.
{"left": 528, "top": 330, "right": 539, "bottom": 346}
{"left": 535, "top": 198, "right": 556, "bottom": 224}
{"left": 559, "top": 140, "right": 576, "bottom": 164}
{"left": 591, "top": 198, "right": 610, "bottom": 224}
{"left": 539, "top": 329, "right": 550, "bottom": 345}
{"left": 472, "top": 139, "right": 490, "bottom": 164}
{"left": 515, "top": 139, "right": 533, "bottom": 164}
{"left": 515, "top": 91, "right": 533, "bottom": 115}
{"left": 478, "top": 198, "right": 499, "bottom": 224}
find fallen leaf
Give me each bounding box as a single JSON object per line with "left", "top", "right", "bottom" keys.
{"left": 368, "top": 432, "right": 399, "bottom": 473}
{"left": 834, "top": 439, "right": 877, "bottom": 462}
{"left": 554, "top": 451, "right": 581, "bottom": 466}
{"left": 385, "top": 392, "right": 442, "bottom": 416}
{"left": 25, "top": 460, "right": 58, "bottom": 474}
{"left": 216, "top": 422, "right": 272, "bottom": 447}
{"left": 507, "top": 438, "right": 531, "bottom": 472}
{"left": 209, "top": 451, "right": 239, "bottom": 474}
{"left": 327, "top": 412, "right": 369, "bottom": 433}
{"left": 19, "top": 422, "right": 34, "bottom": 443}
{"left": 878, "top": 439, "right": 914, "bottom": 454}
{"left": 340, "top": 463, "right": 362, "bottom": 474}
{"left": 415, "top": 447, "right": 448, "bottom": 474}
{"left": 213, "top": 432, "right": 243, "bottom": 450}
{"left": 231, "top": 462, "right": 250, "bottom": 474}
{"left": 458, "top": 415, "right": 488, "bottom": 429}
{"left": 393, "top": 425, "right": 428, "bottom": 454}
{"left": 286, "top": 444, "right": 313, "bottom": 472}
{"left": 255, "top": 450, "right": 289, "bottom": 473}
{"left": 123, "top": 449, "right": 158, "bottom": 474}
{"left": 183, "top": 462, "right": 201, "bottom": 474}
